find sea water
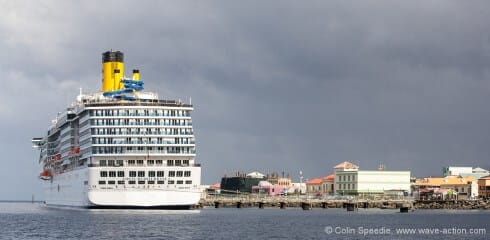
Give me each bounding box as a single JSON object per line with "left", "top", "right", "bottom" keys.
{"left": 0, "top": 202, "right": 488, "bottom": 239}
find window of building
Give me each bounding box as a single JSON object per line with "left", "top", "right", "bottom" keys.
{"left": 167, "top": 160, "right": 174, "bottom": 166}
{"left": 117, "top": 180, "right": 125, "bottom": 185}
{"left": 176, "top": 171, "right": 183, "bottom": 177}
{"left": 116, "top": 160, "right": 123, "bottom": 166}
{"left": 157, "top": 180, "right": 165, "bottom": 184}
{"left": 108, "top": 181, "right": 115, "bottom": 185}
{"left": 100, "top": 171, "right": 107, "bottom": 177}
{"left": 185, "top": 180, "right": 192, "bottom": 184}
{"left": 138, "top": 171, "right": 145, "bottom": 177}
{"left": 128, "top": 160, "right": 135, "bottom": 166}
{"left": 136, "top": 160, "right": 144, "bottom": 166}
{"left": 108, "top": 160, "right": 115, "bottom": 166}
{"left": 147, "top": 160, "right": 154, "bottom": 166}
{"left": 117, "top": 171, "right": 124, "bottom": 177}
{"left": 100, "top": 160, "right": 107, "bottom": 166}
{"left": 157, "top": 171, "right": 164, "bottom": 177}
{"left": 168, "top": 180, "right": 175, "bottom": 184}
{"left": 128, "top": 180, "right": 136, "bottom": 185}
{"left": 183, "top": 160, "right": 189, "bottom": 166}
{"left": 176, "top": 180, "right": 183, "bottom": 184}
{"left": 129, "top": 171, "right": 136, "bottom": 177}
{"left": 109, "top": 171, "right": 116, "bottom": 177}
{"left": 169, "top": 171, "right": 175, "bottom": 177}
{"left": 148, "top": 171, "right": 155, "bottom": 177}
{"left": 155, "top": 160, "right": 163, "bottom": 165}
{"left": 175, "top": 160, "right": 181, "bottom": 166}
{"left": 148, "top": 180, "right": 155, "bottom": 184}
{"left": 98, "top": 181, "right": 106, "bottom": 185}
{"left": 138, "top": 181, "right": 145, "bottom": 185}
{"left": 184, "top": 171, "right": 191, "bottom": 177}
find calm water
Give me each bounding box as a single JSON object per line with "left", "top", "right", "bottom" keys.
{"left": 0, "top": 202, "right": 488, "bottom": 239}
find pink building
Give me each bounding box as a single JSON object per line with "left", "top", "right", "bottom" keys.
{"left": 252, "top": 181, "right": 285, "bottom": 196}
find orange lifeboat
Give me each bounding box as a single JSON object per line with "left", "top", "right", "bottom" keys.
{"left": 40, "top": 170, "right": 52, "bottom": 180}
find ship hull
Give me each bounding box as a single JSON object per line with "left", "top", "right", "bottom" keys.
{"left": 42, "top": 168, "right": 200, "bottom": 209}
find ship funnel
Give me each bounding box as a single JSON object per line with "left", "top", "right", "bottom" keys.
{"left": 102, "top": 51, "right": 125, "bottom": 92}
{"left": 132, "top": 69, "right": 140, "bottom": 81}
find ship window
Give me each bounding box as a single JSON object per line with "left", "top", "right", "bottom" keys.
{"left": 175, "top": 160, "right": 181, "bottom": 166}
{"left": 136, "top": 160, "right": 144, "bottom": 166}
{"left": 147, "top": 160, "right": 154, "bottom": 166}
{"left": 176, "top": 171, "right": 183, "bottom": 177}
{"left": 129, "top": 171, "right": 136, "bottom": 177}
{"left": 184, "top": 171, "right": 191, "bottom": 177}
{"left": 128, "top": 180, "right": 135, "bottom": 185}
{"left": 100, "top": 160, "right": 107, "bottom": 166}
{"left": 167, "top": 160, "right": 174, "bottom": 166}
{"left": 117, "top": 180, "right": 125, "bottom": 185}
{"left": 169, "top": 171, "right": 175, "bottom": 177}
{"left": 98, "top": 181, "right": 106, "bottom": 185}
{"left": 137, "top": 171, "right": 145, "bottom": 177}
{"left": 148, "top": 180, "right": 155, "bottom": 184}
{"left": 128, "top": 160, "right": 135, "bottom": 166}
{"left": 176, "top": 180, "right": 183, "bottom": 184}
{"left": 138, "top": 181, "right": 145, "bottom": 184}
{"left": 157, "top": 180, "right": 165, "bottom": 184}
{"left": 100, "top": 171, "right": 107, "bottom": 177}
{"left": 157, "top": 171, "right": 164, "bottom": 177}
{"left": 156, "top": 160, "right": 163, "bottom": 165}
{"left": 185, "top": 180, "right": 192, "bottom": 184}
{"left": 116, "top": 160, "right": 123, "bottom": 166}
{"left": 117, "top": 171, "right": 124, "bottom": 177}
{"left": 109, "top": 171, "right": 116, "bottom": 177}
{"left": 183, "top": 160, "right": 189, "bottom": 166}
{"left": 148, "top": 171, "right": 155, "bottom": 177}
{"left": 168, "top": 180, "right": 175, "bottom": 184}
{"left": 108, "top": 160, "right": 115, "bottom": 166}
{"left": 108, "top": 181, "right": 115, "bottom": 185}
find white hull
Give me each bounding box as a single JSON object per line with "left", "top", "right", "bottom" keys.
{"left": 42, "top": 167, "right": 201, "bottom": 209}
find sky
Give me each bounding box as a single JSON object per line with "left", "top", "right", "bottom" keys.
{"left": 1, "top": 1, "right": 489, "bottom": 200}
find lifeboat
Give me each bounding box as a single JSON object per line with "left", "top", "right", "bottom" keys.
{"left": 39, "top": 170, "right": 52, "bottom": 180}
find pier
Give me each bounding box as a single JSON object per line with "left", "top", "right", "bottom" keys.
{"left": 198, "top": 196, "right": 415, "bottom": 211}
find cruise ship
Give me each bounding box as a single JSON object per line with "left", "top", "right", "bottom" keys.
{"left": 32, "top": 51, "right": 201, "bottom": 209}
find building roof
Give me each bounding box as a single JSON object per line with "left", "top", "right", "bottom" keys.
{"left": 247, "top": 171, "right": 265, "bottom": 178}
{"left": 209, "top": 182, "right": 221, "bottom": 190}
{"left": 258, "top": 181, "right": 272, "bottom": 187}
{"left": 306, "top": 178, "right": 323, "bottom": 184}
{"left": 323, "top": 174, "right": 335, "bottom": 181}
{"left": 479, "top": 175, "right": 490, "bottom": 180}
{"left": 333, "top": 161, "right": 359, "bottom": 170}
{"left": 473, "top": 167, "right": 489, "bottom": 173}
{"left": 415, "top": 176, "right": 476, "bottom": 187}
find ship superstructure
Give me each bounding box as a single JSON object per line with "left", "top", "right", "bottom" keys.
{"left": 32, "top": 51, "right": 201, "bottom": 209}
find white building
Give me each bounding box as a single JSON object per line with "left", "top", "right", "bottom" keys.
{"left": 443, "top": 166, "right": 473, "bottom": 176}
{"left": 334, "top": 161, "right": 411, "bottom": 196}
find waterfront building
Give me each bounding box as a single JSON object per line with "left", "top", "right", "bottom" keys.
{"left": 288, "top": 182, "right": 306, "bottom": 194}
{"left": 415, "top": 176, "right": 478, "bottom": 200}
{"left": 478, "top": 176, "right": 490, "bottom": 199}
{"left": 321, "top": 174, "right": 335, "bottom": 195}
{"left": 333, "top": 161, "right": 411, "bottom": 196}
{"left": 443, "top": 166, "right": 473, "bottom": 176}
{"left": 251, "top": 181, "right": 284, "bottom": 196}
{"left": 220, "top": 171, "right": 265, "bottom": 193}
{"left": 443, "top": 166, "right": 489, "bottom": 179}
{"left": 306, "top": 178, "right": 323, "bottom": 195}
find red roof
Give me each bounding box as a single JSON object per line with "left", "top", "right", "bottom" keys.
{"left": 306, "top": 178, "right": 323, "bottom": 184}
{"left": 323, "top": 174, "right": 334, "bottom": 181}
{"left": 209, "top": 182, "right": 221, "bottom": 190}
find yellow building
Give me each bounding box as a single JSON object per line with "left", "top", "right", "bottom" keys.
{"left": 415, "top": 176, "right": 477, "bottom": 200}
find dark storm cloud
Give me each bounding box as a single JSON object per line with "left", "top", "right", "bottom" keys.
{"left": 1, "top": 0, "right": 490, "bottom": 199}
